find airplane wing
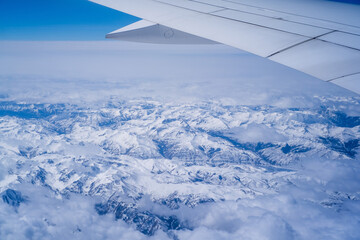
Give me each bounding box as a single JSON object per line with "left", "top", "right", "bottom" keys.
{"left": 89, "top": 0, "right": 360, "bottom": 94}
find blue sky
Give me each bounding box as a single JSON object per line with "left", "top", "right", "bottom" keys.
{"left": 0, "top": 0, "right": 139, "bottom": 40}
{"left": 1, "top": 0, "right": 360, "bottom": 41}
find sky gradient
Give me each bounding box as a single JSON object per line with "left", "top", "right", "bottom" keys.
{"left": 1, "top": 0, "right": 360, "bottom": 41}
{"left": 0, "top": 0, "right": 139, "bottom": 40}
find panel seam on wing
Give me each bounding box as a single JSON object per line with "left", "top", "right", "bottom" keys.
{"left": 220, "top": 0, "right": 360, "bottom": 29}
{"left": 152, "top": 0, "right": 323, "bottom": 39}
{"left": 190, "top": 0, "right": 337, "bottom": 32}
{"left": 326, "top": 72, "right": 360, "bottom": 82}
{"left": 153, "top": 0, "right": 226, "bottom": 14}
{"left": 266, "top": 30, "right": 337, "bottom": 58}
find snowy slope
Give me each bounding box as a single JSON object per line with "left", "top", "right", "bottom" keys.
{"left": 0, "top": 97, "right": 359, "bottom": 239}
{"left": 0, "top": 41, "right": 359, "bottom": 239}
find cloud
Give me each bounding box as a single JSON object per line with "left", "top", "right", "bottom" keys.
{"left": 0, "top": 184, "right": 155, "bottom": 240}
{"left": 0, "top": 41, "right": 356, "bottom": 107}
{"left": 0, "top": 41, "right": 359, "bottom": 239}
{"left": 174, "top": 155, "right": 360, "bottom": 240}
{"left": 2, "top": 163, "right": 360, "bottom": 240}
{"left": 223, "top": 123, "right": 288, "bottom": 143}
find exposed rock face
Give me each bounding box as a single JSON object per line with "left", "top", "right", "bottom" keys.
{"left": 2, "top": 189, "right": 27, "bottom": 208}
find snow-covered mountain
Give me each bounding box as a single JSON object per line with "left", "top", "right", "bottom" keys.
{"left": 1, "top": 41, "right": 359, "bottom": 239}
{"left": 1, "top": 97, "right": 359, "bottom": 239}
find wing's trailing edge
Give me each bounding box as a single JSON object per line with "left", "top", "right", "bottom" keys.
{"left": 90, "top": 0, "right": 360, "bottom": 94}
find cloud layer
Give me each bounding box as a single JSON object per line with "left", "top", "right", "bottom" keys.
{"left": 0, "top": 41, "right": 356, "bottom": 107}
{"left": 0, "top": 41, "right": 359, "bottom": 239}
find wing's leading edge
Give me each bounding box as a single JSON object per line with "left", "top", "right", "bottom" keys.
{"left": 90, "top": 0, "right": 360, "bottom": 94}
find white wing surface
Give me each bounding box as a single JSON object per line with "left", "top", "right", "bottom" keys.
{"left": 90, "top": 0, "right": 360, "bottom": 94}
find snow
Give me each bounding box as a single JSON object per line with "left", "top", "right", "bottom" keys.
{"left": 0, "top": 41, "right": 359, "bottom": 239}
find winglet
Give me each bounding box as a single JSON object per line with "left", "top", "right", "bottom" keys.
{"left": 106, "top": 20, "right": 157, "bottom": 39}
{"left": 106, "top": 20, "right": 216, "bottom": 44}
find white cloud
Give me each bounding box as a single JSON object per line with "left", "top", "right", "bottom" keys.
{"left": 0, "top": 41, "right": 359, "bottom": 240}
{"left": 0, "top": 184, "right": 153, "bottom": 240}
{"left": 223, "top": 123, "right": 288, "bottom": 143}
{"left": 0, "top": 41, "right": 355, "bottom": 107}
